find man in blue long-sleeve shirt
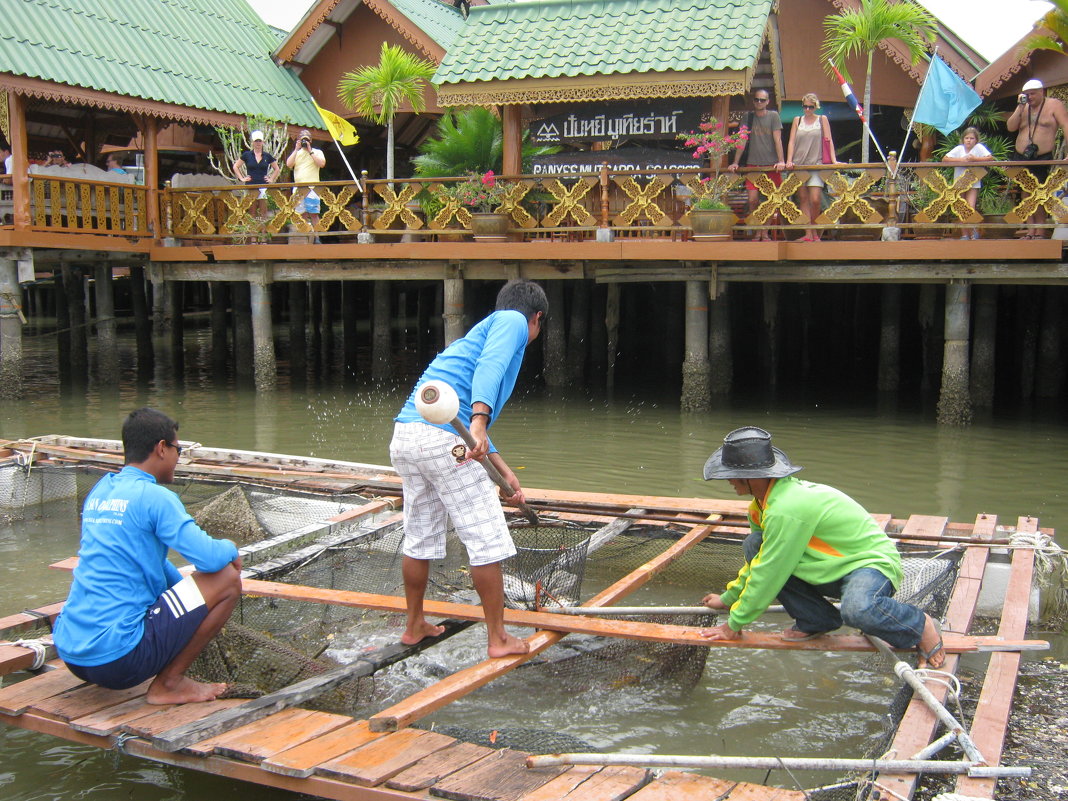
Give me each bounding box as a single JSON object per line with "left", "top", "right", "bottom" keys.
{"left": 55, "top": 408, "right": 242, "bottom": 704}
{"left": 391, "top": 279, "right": 547, "bottom": 658}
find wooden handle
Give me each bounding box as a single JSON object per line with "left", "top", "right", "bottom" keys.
{"left": 450, "top": 417, "right": 538, "bottom": 525}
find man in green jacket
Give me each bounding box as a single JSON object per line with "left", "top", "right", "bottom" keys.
{"left": 699, "top": 427, "right": 945, "bottom": 668}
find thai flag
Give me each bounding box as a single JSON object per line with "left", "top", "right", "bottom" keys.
{"left": 830, "top": 62, "right": 866, "bottom": 123}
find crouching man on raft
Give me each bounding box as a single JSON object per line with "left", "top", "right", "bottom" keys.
{"left": 54, "top": 408, "right": 242, "bottom": 704}
{"left": 699, "top": 426, "right": 945, "bottom": 668}
{"left": 390, "top": 279, "right": 547, "bottom": 658}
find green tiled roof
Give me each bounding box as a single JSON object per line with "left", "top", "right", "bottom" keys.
{"left": 0, "top": 0, "right": 321, "bottom": 127}
{"left": 386, "top": 0, "right": 471, "bottom": 52}
{"left": 435, "top": 0, "right": 773, "bottom": 85}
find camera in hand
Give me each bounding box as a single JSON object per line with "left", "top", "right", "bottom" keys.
{"left": 1022, "top": 143, "right": 1039, "bottom": 160}
{"left": 1019, "top": 93, "right": 1028, "bottom": 105}
{"left": 300, "top": 138, "right": 311, "bottom": 149}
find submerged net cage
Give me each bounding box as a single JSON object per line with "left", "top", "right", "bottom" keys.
{"left": 1, "top": 458, "right": 973, "bottom": 778}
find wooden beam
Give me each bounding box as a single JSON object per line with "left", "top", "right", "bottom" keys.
{"left": 954, "top": 516, "right": 1039, "bottom": 799}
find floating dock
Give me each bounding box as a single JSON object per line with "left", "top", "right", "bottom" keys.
{"left": 0, "top": 436, "right": 1052, "bottom": 801}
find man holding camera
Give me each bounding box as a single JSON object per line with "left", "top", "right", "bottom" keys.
{"left": 286, "top": 129, "right": 326, "bottom": 239}
{"left": 1007, "top": 78, "right": 1068, "bottom": 239}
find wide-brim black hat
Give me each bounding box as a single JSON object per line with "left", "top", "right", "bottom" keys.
{"left": 703, "top": 426, "right": 803, "bottom": 480}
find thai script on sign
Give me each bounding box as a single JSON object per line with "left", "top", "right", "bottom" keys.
{"left": 531, "top": 100, "right": 706, "bottom": 144}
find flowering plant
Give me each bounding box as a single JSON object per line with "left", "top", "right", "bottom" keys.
{"left": 449, "top": 170, "right": 510, "bottom": 213}
{"left": 678, "top": 118, "right": 749, "bottom": 211}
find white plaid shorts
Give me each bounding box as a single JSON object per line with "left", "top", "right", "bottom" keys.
{"left": 389, "top": 422, "right": 516, "bottom": 566}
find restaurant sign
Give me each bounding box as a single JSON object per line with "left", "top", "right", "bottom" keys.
{"left": 530, "top": 100, "right": 706, "bottom": 145}
{"left": 531, "top": 146, "right": 701, "bottom": 176}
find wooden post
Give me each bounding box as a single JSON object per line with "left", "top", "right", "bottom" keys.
{"left": 681, "top": 279, "right": 710, "bottom": 411}
{"left": 599, "top": 161, "right": 611, "bottom": 231}
{"left": 566, "top": 281, "right": 589, "bottom": 382}
{"left": 936, "top": 280, "right": 972, "bottom": 426}
{"left": 443, "top": 274, "right": 464, "bottom": 345}
{"left": 342, "top": 281, "right": 359, "bottom": 381}
{"left": 877, "top": 284, "right": 901, "bottom": 392}
{"left": 308, "top": 282, "right": 322, "bottom": 380}
{"left": 0, "top": 256, "right": 23, "bottom": 398}
{"left": 249, "top": 264, "right": 276, "bottom": 392}
{"left": 289, "top": 281, "right": 307, "bottom": 387}
{"left": 501, "top": 105, "right": 522, "bottom": 176}
{"left": 372, "top": 280, "right": 391, "bottom": 384}
{"left": 141, "top": 116, "right": 160, "bottom": 239}
{"left": 61, "top": 265, "right": 88, "bottom": 387}
{"left": 543, "top": 280, "right": 566, "bottom": 387}
{"left": 210, "top": 280, "right": 229, "bottom": 378}
{"left": 93, "top": 263, "right": 118, "bottom": 387}
{"left": 168, "top": 279, "right": 185, "bottom": 383}
{"left": 762, "top": 283, "right": 779, "bottom": 388}
{"left": 606, "top": 282, "right": 620, "bottom": 393}
{"left": 1035, "top": 287, "right": 1064, "bottom": 398}
{"left": 232, "top": 281, "right": 253, "bottom": 384}
{"left": 127, "top": 264, "right": 152, "bottom": 381}
{"left": 918, "top": 284, "right": 940, "bottom": 394}
{"left": 709, "top": 283, "right": 732, "bottom": 394}
{"left": 8, "top": 91, "right": 30, "bottom": 230}
{"left": 970, "top": 284, "right": 997, "bottom": 409}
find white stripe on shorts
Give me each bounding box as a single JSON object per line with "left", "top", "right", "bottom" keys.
{"left": 161, "top": 575, "right": 206, "bottom": 618}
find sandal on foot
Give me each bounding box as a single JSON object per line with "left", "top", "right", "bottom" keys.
{"left": 799, "top": 235, "right": 815, "bottom": 242}
{"left": 916, "top": 617, "right": 945, "bottom": 668}
{"left": 781, "top": 626, "right": 830, "bottom": 641}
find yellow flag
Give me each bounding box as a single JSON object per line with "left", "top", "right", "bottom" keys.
{"left": 313, "top": 101, "right": 360, "bottom": 146}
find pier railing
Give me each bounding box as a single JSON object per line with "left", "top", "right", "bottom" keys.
{"left": 6, "top": 161, "right": 1067, "bottom": 244}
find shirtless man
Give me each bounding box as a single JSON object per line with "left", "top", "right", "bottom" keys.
{"left": 1006, "top": 78, "right": 1068, "bottom": 239}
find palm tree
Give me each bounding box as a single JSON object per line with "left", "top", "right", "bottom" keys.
{"left": 337, "top": 42, "right": 436, "bottom": 181}
{"left": 412, "top": 107, "right": 557, "bottom": 177}
{"left": 1018, "top": 0, "right": 1068, "bottom": 57}
{"left": 821, "top": 0, "right": 938, "bottom": 164}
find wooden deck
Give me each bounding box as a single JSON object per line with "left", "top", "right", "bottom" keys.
{"left": 0, "top": 437, "right": 1051, "bottom": 800}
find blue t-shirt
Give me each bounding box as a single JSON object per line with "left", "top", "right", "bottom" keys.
{"left": 395, "top": 309, "right": 530, "bottom": 452}
{"left": 240, "top": 149, "right": 275, "bottom": 185}
{"left": 54, "top": 465, "right": 238, "bottom": 666}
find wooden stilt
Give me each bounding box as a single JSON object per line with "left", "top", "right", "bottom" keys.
{"left": 877, "top": 284, "right": 901, "bottom": 392}
{"left": 681, "top": 279, "right": 710, "bottom": 412}
{"left": 937, "top": 279, "right": 972, "bottom": 425}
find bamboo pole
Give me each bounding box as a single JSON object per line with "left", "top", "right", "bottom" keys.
{"left": 525, "top": 753, "right": 1030, "bottom": 778}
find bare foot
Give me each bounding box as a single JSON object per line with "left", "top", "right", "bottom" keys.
{"left": 400, "top": 620, "right": 445, "bottom": 646}
{"left": 917, "top": 614, "right": 945, "bottom": 669}
{"left": 146, "top": 675, "right": 227, "bottom": 705}
{"left": 487, "top": 633, "right": 530, "bottom": 658}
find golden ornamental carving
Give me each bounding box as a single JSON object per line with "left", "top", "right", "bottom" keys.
{"left": 740, "top": 171, "right": 807, "bottom": 226}
{"left": 265, "top": 188, "right": 309, "bottom": 235}
{"left": 317, "top": 186, "right": 361, "bottom": 232}
{"left": 175, "top": 191, "right": 217, "bottom": 235}
{"left": 373, "top": 183, "right": 424, "bottom": 230}
{"left": 499, "top": 181, "right": 538, "bottom": 229}
{"left": 1004, "top": 166, "right": 1068, "bottom": 224}
{"left": 65, "top": 183, "right": 78, "bottom": 229}
{"left": 438, "top": 79, "right": 746, "bottom": 107}
{"left": 79, "top": 183, "right": 92, "bottom": 229}
{"left": 427, "top": 185, "right": 472, "bottom": 230}
{"left": 0, "top": 92, "right": 8, "bottom": 142}
{"left": 913, "top": 166, "right": 985, "bottom": 224}
{"left": 540, "top": 177, "right": 597, "bottom": 227}
{"left": 816, "top": 168, "right": 885, "bottom": 225}
{"left": 218, "top": 191, "right": 257, "bottom": 234}
{"left": 612, "top": 176, "right": 671, "bottom": 227}
{"left": 33, "top": 180, "right": 46, "bottom": 227}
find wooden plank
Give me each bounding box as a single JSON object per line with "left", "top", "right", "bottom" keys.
{"left": 30, "top": 679, "right": 151, "bottom": 721}
{"left": 69, "top": 695, "right": 166, "bottom": 734}
{"left": 368, "top": 521, "right": 715, "bottom": 733}
{"left": 385, "top": 741, "right": 496, "bottom": 791}
{"left": 878, "top": 513, "right": 996, "bottom": 800}
{"left": 148, "top": 618, "right": 471, "bottom": 752}
{"left": 954, "top": 515, "right": 1038, "bottom": 799}
{"left": 212, "top": 709, "right": 350, "bottom": 762}
{"left": 430, "top": 748, "right": 567, "bottom": 801}
{"left": 627, "top": 771, "right": 804, "bottom": 800}
{"left": 0, "top": 601, "right": 64, "bottom": 636}
{"left": 0, "top": 666, "right": 85, "bottom": 714}
{"left": 261, "top": 718, "right": 384, "bottom": 778}
{"left": 179, "top": 706, "right": 314, "bottom": 756}
{"left": 122, "top": 698, "right": 245, "bottom": 737}
{"left": 519, "top": 765, "right": 650, "bottom": 801}
{"left": 316, "top": 727, "right": 456, "bottom": 785}
{"left": 0, "top": 642, "right": 57, "bottom": 676}
{"left": 898, "top": 514, "right": 949, "bottom": 545}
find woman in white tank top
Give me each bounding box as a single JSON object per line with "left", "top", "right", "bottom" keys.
{"left": 785, "top": 93, "right": 838, "bottom": 241}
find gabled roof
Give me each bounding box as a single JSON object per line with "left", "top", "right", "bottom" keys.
{"left": 436, "top": 0, "right": 772, "bottom": 85}
{"left": 0, "top": 0, "right": 321, "bottom": 128}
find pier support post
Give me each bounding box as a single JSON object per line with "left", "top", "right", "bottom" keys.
{"left": 130, "top": 265, "right": 153, "bottom": 381}
{"left": 94, "top": 263, "right": 118, "bottom": 387}
{"left": 61, "top": 265, "right": 88, "bottom": 387}
{"left": 606, "top": 283, "right": 620, "bottom": 394}
{"left": 762, "top": 283, "right": 780, "bottom": 388}
{"left": 289, "top": 282, "right": 307, "bottom": 387}
{"left": 567, "top": 281, "right": 590, "bottom": 382}
{"left": 249, "top": 265, "right": 276, "bottom": 392}
{"left": 210, "top": 281, "right": 229, "bottom": 378}
{"left": 918, "top": 285, "right": 940, "bottom": 394}
{"left": 681, "top": 280, "right": 710, "bottom": 412}
{"left": 168, "top": 280, "right": 185, "bottom": 384}
{"left": 970, "top": 285, "right": 997, "bottom": 409}
{"left": 877, "top": 284, "right": 901, "bottom": 392}
{"left": 709, "top": 283, "right": 732, "bottom": 395}
{"left": 233, "top": 282, "right": 253, "bottom": 385}
{"left": 543, "top": 280, "right": 566, "bottom": 387}
{"left": 443, "top": 274, "right": 464, "bottom": 346}
{"left": 936, "top": 280, "right": 972, "bottom": 426}
{"left": 0, "top": 257, "right": 24, "bottom": 398}
{"left": 1036, "top": 287, "right": 1065, "bottom": 398}
{"left": 372, "top": 280, "right": 391, "bottom": 384}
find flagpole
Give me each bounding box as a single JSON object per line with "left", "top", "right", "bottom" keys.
{"left": 331, "top": 136, "right": 362, "bottom": 192}
{"left": 896, "top": 47, "right": 938, "bottom": 177}
{"left": 828, "top": 60, "right": 889, "bottom": 170}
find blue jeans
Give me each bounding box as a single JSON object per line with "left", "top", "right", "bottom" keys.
{"left": 743, "top": 532, "right": 926, "bottom": 649}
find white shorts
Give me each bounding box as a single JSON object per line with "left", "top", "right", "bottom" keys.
{"left": 390, "top": 422, "right": 515, "bottom": 566}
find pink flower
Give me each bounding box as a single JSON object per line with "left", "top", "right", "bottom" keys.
{"left": 482, "top": 171, "right": 496, "bottom": 187}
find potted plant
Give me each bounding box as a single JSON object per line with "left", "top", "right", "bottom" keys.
{"left": 678, "top": 119, "right": 748, "bottom": 238}
{"left": 450, "top": 170, "right": 512, "bottom": 239}
{"left": 978, "top": 188, "right": 1016, "bottom": 239}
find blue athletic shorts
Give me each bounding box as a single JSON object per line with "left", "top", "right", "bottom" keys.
{"left": 304, "top": 194, "right": 320, "bottom": 214}
{"left": 66, "top": 576, "right": 209, "bottom": 690}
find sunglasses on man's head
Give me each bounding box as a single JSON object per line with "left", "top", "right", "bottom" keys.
{"left": 48, "top": 152, "right": 62, "bottom": 157}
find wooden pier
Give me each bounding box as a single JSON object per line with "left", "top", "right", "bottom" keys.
{"left": 0, "top": 437, "right": 1051, "bottom": 800}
